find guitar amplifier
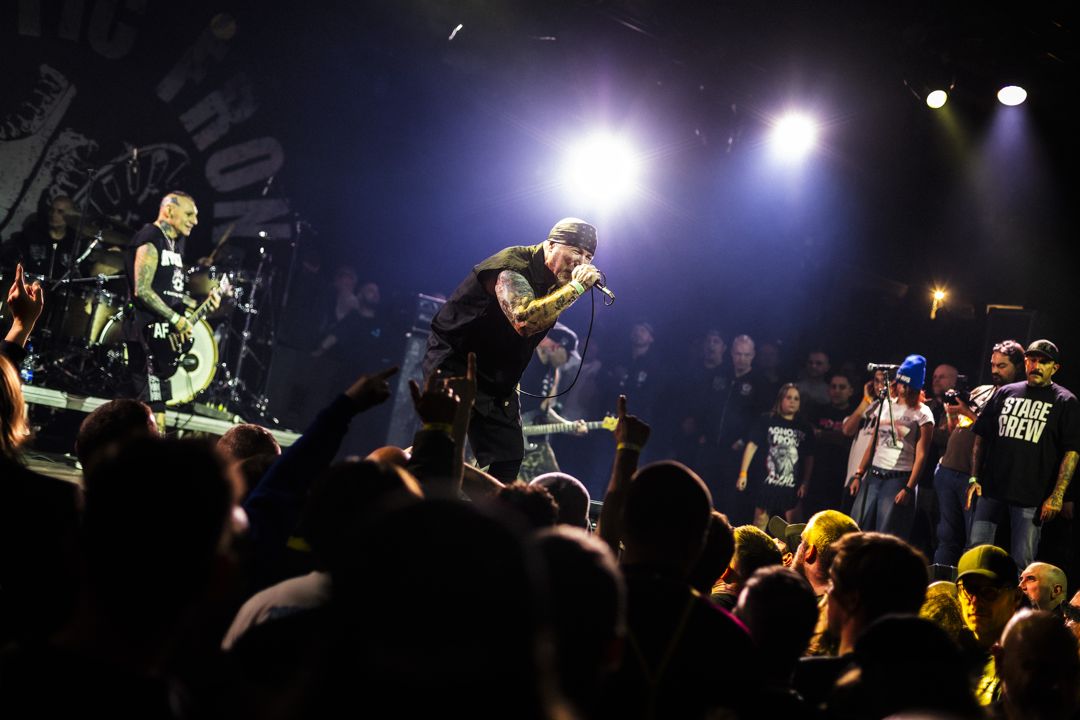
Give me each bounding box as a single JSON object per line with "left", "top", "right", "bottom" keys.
{"left": 385, "top": 294, "right": 445, "bottom": 448}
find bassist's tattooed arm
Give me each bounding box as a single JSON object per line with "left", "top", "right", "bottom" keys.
{"left": 495, "top": 270, "right": 580, "bottom": 336}
{"left": 134, "top": 243, "right": 178, "bottom": 322}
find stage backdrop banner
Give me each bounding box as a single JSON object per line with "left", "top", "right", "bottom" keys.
{"left": 2, "top": 3, "right": 294, "bottom": 254}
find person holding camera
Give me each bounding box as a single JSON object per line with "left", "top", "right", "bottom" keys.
{"left": 931, "top": 341, "right": 1024, "bottom": 566}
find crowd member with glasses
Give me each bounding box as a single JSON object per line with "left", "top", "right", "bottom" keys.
{"left": 955, "top": 544, "right": 1022, "bottom": 706}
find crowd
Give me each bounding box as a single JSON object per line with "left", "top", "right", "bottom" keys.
{"left": 4, "top": 266, "right": 1080, "bottom": 719}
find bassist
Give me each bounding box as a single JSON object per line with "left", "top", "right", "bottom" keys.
{"left": 519, "top": 324, "right": 587, "bottom": 480}
{"left": 122, "top": 191, "right": 219, "bottom": 407}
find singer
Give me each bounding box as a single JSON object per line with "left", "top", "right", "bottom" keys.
{"left": 422, "top": 217, "right": 602, "bottom": 482}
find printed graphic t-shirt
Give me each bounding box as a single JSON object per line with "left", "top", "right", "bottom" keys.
{"left": 870, "top": 400, "right": 935, "bottom": 473}
{"left": 973, "top": 381, "right": 1080, "bottom": 506}
{"left": 749, "top": 415, "right": 816, "bottom": 491}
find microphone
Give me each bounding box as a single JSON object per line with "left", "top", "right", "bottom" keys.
{"left": 261, "top": 174, "right": 276, "bottom": 197}
{"left": 128, "top": 147, "right": 139, "bottom": 175}
{"left": 866, "top": 363, "right": 899, "bottom": 373}
{"left": 595, "top": 280, "right": 615, "bottom": 302}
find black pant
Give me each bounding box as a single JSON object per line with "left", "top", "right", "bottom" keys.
{"left": 121, "top": 314, "right": 171, "bottom": 411}
{"left": 467, "top": 390, "right": 524, "bottom": 484}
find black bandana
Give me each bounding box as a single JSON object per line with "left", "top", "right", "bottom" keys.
{"left": 547, "top": 217, "right": 597, "bottom": 255}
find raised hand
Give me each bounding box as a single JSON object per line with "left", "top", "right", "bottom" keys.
{"left": 6, "top": 263, "right": 44, "bottom": 329}
{"left": 440, "top": 352, "right": 477, "bottom": 412}
{"left": 614, "top": 394, "right": 650, "bottom": 450}
{"left": 345, "top": 366, "right": 399, "bottom": 411}
{"left": 409, "top": 373, "right": 459, "bottom": 426}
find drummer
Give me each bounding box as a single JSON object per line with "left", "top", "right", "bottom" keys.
{"left": 0, "top": 195, "right": 80, "bottom": 278}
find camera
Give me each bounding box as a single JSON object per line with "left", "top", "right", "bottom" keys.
{"left": 944, "top": 374, "right": 970, "bottom": 407}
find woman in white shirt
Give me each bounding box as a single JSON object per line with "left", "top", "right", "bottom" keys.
{"left": 848, "top": 355, "right": 935, "bottom": 540}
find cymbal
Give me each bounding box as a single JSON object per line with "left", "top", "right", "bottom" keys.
{"left": 87, "top": 247, "right": 125, "bottom": 274}
{"left": 63, "top": 211, "right": 132, "bottom": 246}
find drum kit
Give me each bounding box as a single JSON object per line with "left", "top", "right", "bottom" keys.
{"left": 4, "top": 211, "right": 272, "bottom": 412}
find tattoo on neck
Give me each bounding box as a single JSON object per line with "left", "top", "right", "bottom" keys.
{"left": 157, "top": 220, "right": 177, "bottom": 240}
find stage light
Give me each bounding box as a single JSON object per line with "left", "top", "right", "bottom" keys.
{"left": 564, "top": 134, "right": 640, "bottom": 207}
{"left": 926, "top": 90, "right": 948, "bottom": 109}
{"left": 997, "top": 85, "right": 1027, "bottom": 106}
{"left": 931, "top": 288, "right": 947, "bottom": 320}
{"left": 769, "top": 113, "right": 817, "bottom": 160}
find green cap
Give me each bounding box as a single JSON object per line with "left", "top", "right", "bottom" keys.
{"left": 766, "top": 516, "right": 806, "bottom": 552}
{"left": 957, "top": 544, "right": 1016, "bottom": 585}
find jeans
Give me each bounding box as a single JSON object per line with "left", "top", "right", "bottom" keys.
{"left": 933, "top": 464, "right": 974, "bottom": 566}
{"left": 851, "top": 468, "right": 917, "bottom": 540}
{"left": 969, "top": 496, "right": 1041, "bottom": 572}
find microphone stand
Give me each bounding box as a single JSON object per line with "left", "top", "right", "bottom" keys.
{"left": 854, "top": 368, "right": 897, "bottom": 518}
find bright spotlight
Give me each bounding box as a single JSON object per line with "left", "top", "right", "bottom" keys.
{"left": 930, "top": 288, "right": 947, "bottom": 319}
{"left": 926, "top": 90, "right": 948, "bottom": 109}
{"left": 997, "top": 85, "right": 1027, "bottom": 106}
{"left": 770, "top": 113, "right": 817, "bottom": 160}
{"left": 564, "top": 134, "right": 640, "bottom": 207}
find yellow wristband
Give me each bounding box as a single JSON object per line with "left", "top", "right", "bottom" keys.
{"left": 422, "top": 422, "right": 454, "bottom": 435}
{"left": 738, "top": 471, "right": 748, "bottom": 477}
{"left": 570, "top": 280, "right": 586, "bottom": 295}
{"left": 617, "top": 442, "right": 642, "bottom": 453}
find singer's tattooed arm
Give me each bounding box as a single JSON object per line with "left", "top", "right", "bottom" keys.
{"left": 134, "top": 243, "right": 177, "bottom": 321}
{"left": 495, "top": 270, "right": 580, "bottom": 336}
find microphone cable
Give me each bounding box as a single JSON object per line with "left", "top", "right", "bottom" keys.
{"left": 519, "top": 274, "right": 609, "bottom": 400}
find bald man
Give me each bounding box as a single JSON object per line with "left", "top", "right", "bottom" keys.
{"left": 122, "top": 191, "right": 218, "bottom": 407}
{"left": 1018, "top": 562, "right": 1068, "bottom": 613}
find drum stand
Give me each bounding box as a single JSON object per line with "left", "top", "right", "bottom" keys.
{"left": 49, "top": 273, "right": 121, "bottom": 392}
{"left": 212, "top": 246, "right": 277, "bottom": 422}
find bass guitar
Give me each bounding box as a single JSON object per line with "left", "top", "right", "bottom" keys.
{"left": 143, "top": 276, "right": 231, "bottom": 378}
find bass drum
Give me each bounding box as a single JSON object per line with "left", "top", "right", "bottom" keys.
{"left": 98, "top": 311, "right": 218, "bottom": 407}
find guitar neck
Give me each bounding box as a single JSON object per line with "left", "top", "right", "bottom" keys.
{"left": 186, "top": 295, "right": 216, "bottom": 325}
{"left": 522, "top": 420, "right": 607, "bottom": 437}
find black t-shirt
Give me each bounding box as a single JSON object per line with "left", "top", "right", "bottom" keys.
{"left": 2, "top": 223, "right": 79, "bottom": 277}
{"left": 423, "top": 244, "right": 558, "bottom": 399}
{"left": 124, "top": 223, "right": 187, "bottom": 322}
{"left": 603, "top": 566, "right": 762, "bottom": 719}
{"left": 808, "top": 401, "right": 855, "bottom": 490}
{"left": 973, "top": 381, "right": 1080, "bottom": 506}
{"left": 605, "top": 347, "right": 665, "bottom": 420}
{"left": 692, "top": 367, "right": 767, "bottom": 446}
{"left": 748, "top": 414, "right": 816, "bottom": 510}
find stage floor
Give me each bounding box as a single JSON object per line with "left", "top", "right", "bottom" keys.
{"left": 20, "top": 384, "right": 302, "bottom": 466}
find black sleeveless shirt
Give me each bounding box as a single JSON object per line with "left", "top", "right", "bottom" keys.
{"left": 124, "top": 223, "right": 187, "bottom": 322}
{"left": 423, "top": 244, "right": 558, "bottom": 398}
